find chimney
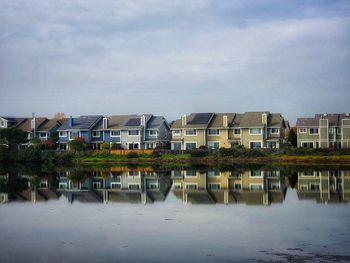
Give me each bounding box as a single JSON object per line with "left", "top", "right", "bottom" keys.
{"left": 103, "top": 117, "right": 108, "bottom": 129}
{"left": 262, "top": 113, "right": 268, "bottom": 125}
{"left": 141, "top": 115, "right": 146, "bottom": 126}
{"left": 181, "top": 115, "right": 187, "bottom": 126}
{"left": 223, "top": 115, "right": 228, "bottom": 127}
{"left": 69, "top": 116, "right": 73, "bottom": 127}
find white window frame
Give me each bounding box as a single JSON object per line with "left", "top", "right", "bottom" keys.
{"left": 128, "top": 183, "right": 140, "bottom": 190}
{"left": 299, "top": 128, "right": 307, "bottom": 133}
{"left": 148, "top": 130, "right": 158, "bottom": 136}
{"left": 0, "top": 119, "right": 5, "bottom": 128}
{"left": 128, "top": 142, "right": 140, "bottom": 150}
{"left": 185, "top": 142, "right": 197, "bottom": 150}
{"left": 208, "top": 141, "right": 220, "bottom": 150}
{"left": 249, "top": 183, "right": 263, "bottom": 191}
{"left": 128, "top": 171, "right": 140, "bottom": 177}
{"left": 250, "top": 170, "right": 262, "bottom": 177}
{"left": 92, "top": 182, "right": 101, "bottom": 189}
{"left": 92, "top": 130, "right": 100, "bottom": 138}
{"left": 208, "top": 129, "right": 220, "bottom": 136}
{"left": 172, "top": 183, "right": 183, "bottom": 190}
{"left": 128, "top": 130, "right": 140, "bottom": 137}
{"left": 249, "top": 128, "right": 262, "bottom": 135}
{"left": 184, "top": 129, "right": 197, "bottom": 136}
{"left": 110, "top": 130, "right": 121, "bottom": 137}
{"left": 249, "top": 141, "right": 262, "bottom": 149}
{"left": 59, "top": 131, "right": 68, "bottom": 137}
{"left": 309, "top": 128, "right": 319, "bottom": 135}
{"left": 172, "top": 130, "right": 181, "bottom": 136}
{"left": 110, "top": 182, "right": 121, "bottom": 189}
{"left": 149, "top": 182, "right": 159, "bottom": 189}
{"left": 39, "top": 132, "right": 47, "bottom": 139}
{"left": 233, "top": 128, "right": 241, "bottom": 135}
{"left": 208, "top": 183, "right": 221, "bottom": 190}
{"left": 270, "top": 128, "right": 280, "bottom": 134}
{"left": 299, "top": 184, "right": 308, "bottom": 191}
{"left": 185, "top": 170, "right": 197, "bottom": 177}
{"left": 185, "top": 183, "right": 198, "bottom": 190}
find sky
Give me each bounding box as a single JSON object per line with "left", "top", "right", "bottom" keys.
{"left": 0, "top": 0, "right": 349, "bottom": 124}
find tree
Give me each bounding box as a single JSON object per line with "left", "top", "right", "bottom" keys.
{"left": 68, "top": 137, "right": 86, "bottom": 152}
{"left": 53, "top": 112, "right": 66, "bottom": 123}
{"left": 287, "top": 127, "right": 297, "bottom": 148}
{"left": 0, "top": 128, "right": 28, "bottom": 150}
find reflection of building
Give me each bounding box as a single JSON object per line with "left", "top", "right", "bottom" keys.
{"left": 297, "top": 170, "right": 350, "bottom": 203}
{"left": 171, "top": 169, "right": 286, "bottom": 206}
{"left": 58, "top": 170, "right": 171, "bottom": 204}
{"left": 0, "top": 175, "right": 60, "bottom": 203}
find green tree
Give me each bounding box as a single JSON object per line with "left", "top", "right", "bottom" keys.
{"left": 0, "top": 128, "right": 28, "bottom": 150}
{"left": 68, "top": 138, "right": 86, "bottom": 152}
{"left": 287, "top": 127, "right": 297, "bottom": 148}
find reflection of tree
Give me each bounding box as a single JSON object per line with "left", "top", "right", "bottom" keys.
{"left": 0, "top": 174, "right": 28, "bottom": 198}
{"left": 68, "top": 170, "right": 90, "bottom": 183}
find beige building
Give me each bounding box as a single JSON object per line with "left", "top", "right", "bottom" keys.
{"left": 170, "top": 112, "right": 288, "bottom": 150}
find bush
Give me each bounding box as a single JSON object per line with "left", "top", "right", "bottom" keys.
{"left": 218, "top": 148, "right": 236, "bottom": 157}
{"left": 151, "top": 150, "right": 160, "bottom": 158}
{"left": 190, "top": 149, "right": 209, "bottom": 157}
{"left": 126, "top": 152, "right": 139, "bottom": 159}
{"left": 101, "top": 142, "right": 110, "bottom": 150}
{"left": 68, "top": 138, "right": 86, "bottom": 152}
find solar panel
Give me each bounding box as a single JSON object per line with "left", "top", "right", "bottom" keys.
{"left": 189, "top": 113, "right": 213, "bottom": 124}
{"left": 125, "top": 118, "right": 141, "bottom": 126}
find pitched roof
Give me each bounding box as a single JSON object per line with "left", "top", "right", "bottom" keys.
{"left": 0, "top": 117, "right": 28, "bottom": 128}
{"left": 16, "top": 117, "right": 47, "bottom": 132}
{"left": 171, "top": 113, "right": 215, "bottom": 129}
{"left": 37, "top": 119, "right": 62, "bottom": 132}
{"left": 147, "top": 116, "right": 168, "bottom": 129}
{"left": 296, "top": 113, "right": 350, "bottom": 127}
{"left": 207, "top": 113, "right": 236, "bottom": 128}
{"left": 58, "top": 116, "right": 102, "bottom": 130}
{"left": 238, "top": 112, "right": 267, "bottom": 128}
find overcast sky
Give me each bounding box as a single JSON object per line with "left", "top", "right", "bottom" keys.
{"left": 0, "top": 0, "right": 349, "bottom": 124}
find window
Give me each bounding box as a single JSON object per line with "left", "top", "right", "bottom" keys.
{"left": 148, "top": 130, "right": 158, "bottom": 136}
{"left": 300, "top": 184, "right": 308, "bottom": 191}
{"left": 128, "top": 130, "right": 140, "bottom": 136}
{"left": 309, "top": 128, "right": 319, "bottom": 134}
{"left": 128, "top": 143, "right": 139, "bottom": 149}
{"left": 299, "top": 128, "right": 307, "bottom": 133}
{"left": 39, "top": 132, "right": 47, "bottom": 138}
{"left": 208, "top": 170, "right": 220, "bottom": 177}
{"left": 250, "top": 184, "right": 263, "bottom": 191}
{"left": 110, "top": 130, "right": 121, "bottom": 137}
{"left": 249, "top": 141, "right": 262, "bottom": 149}
{"left": 310, "top": 184, "right": 320, "bottom": 191}
{"left": 251, "top": 170, "right": 262, "bottom": 177}
{"left": 208, "top": 183, "right": 220, "bottom": 190}
{"left": 129, "top": 171, "right": 139, "bottom": 177}
{"left": 208, "top": 129, "right": 220, "bottom": 135}
{"left": 111, "top": 183, "right": 121, "bottom": 189}
{"left": 249, "top": 128, "right": 262, "bottom": 135}
{"left": 185, "top": 170, "right": 197, "bottom": 177}
{"left": 185, "top": 183, "right": 197, "bottom": 190}
{"left": 59, "top": 131, "right": 67, "bottom": 137}
{"left": 270, "top": 128, "right": 279, "bottom": 134}
{"left": 269, "top": 183, "right": 280, "bottom": 190}
{"left": 233, "top": 129, "right": 241, "bottom": 135}
{"left": 172, "top": 130, "right": 181, "bottom": 136}
{"left": 301, "top": 142, "right": 314, "bottom": 148}
{"left": 93, "top": 182, "right": 101, "bottom": 189}
{"left": 173, "top": 183, "right": 182, "bottom": 190}
{"left": 149, "top": 183, "right": 158, "bottom": 189}
{"left": 234, "top": 183, "right": 241, "bottom": 190}
{"left": 185, "top": 129, "right": 197, "bottom": 136}
{"left": 129, "top": 184, "right": 140, "bottom": 190}
{"left": 40, "top": 182, "right": 47, "bottom": 188}
{"left": 185, "top": 142, "right": 196, "bottom": 150}
{"left": 92, "top": 131, "right": 100, "bottom": 137}
{"left": 208, "top": 141, "right": 219, "bottom": 150}
{"left": 173, "top": 142, "right": 182, "bottom": 151}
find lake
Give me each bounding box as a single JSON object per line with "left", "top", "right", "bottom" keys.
{"left": 1, "top": 164, "right": 350, "bottom": 262}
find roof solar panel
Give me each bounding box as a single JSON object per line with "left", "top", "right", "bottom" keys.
{"left": 189, "top": 113, "right": 213, "bottom": 124}
{"left": 125, "top": 118, "right": 141, "bottom": 126}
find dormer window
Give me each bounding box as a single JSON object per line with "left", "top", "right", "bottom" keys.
{"left": 103, "top": 118, "right": 108, "bottom": 129}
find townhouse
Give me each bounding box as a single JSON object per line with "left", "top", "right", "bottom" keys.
{"left": 57, "top": 114, "right": 170, "bottom": 150}
{"left": 0, "top": 116, "right": 62, "bottom": 142}
{"left": 92, "top": 114, "right": 170, "bottom": 150}
{"left": 296, "top": 113, "right": 350, "bottom": 148}
{"left": 170, "top": 112, "right": 288, "bottom": 150}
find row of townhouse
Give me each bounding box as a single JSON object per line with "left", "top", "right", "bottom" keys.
{"left": 296, "top": 113, "right": 350, "bottom": 149}
{"left": 56, "top": 114, "right": 170, "bottom": 150}
{"left": 3, "top": 112, "right": 350, "bottom": 150}
{"left": 170, "top": 112, "right": 289, "bottom": 150}
{"left": 0, "top": 116, "right": 61, "bottom": 142}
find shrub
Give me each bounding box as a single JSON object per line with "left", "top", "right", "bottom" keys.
{"left": 68, "top": 138, "right": 86, "bottom": 152}
{"left": 218, "top": 148, "right": 236, "bottom": 157}
{"left": 101, "top": 142, "right": 110, "bottom": 150}
{"left": 151, "top": 150, "right": 160, "bottom": 158}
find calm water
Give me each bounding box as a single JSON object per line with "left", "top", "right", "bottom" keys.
{"left": 1, "top": 164, "right": 350, "bottom": 263}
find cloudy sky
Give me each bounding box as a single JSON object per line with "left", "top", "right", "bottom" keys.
{"left": 0, "top": 0, "right": 349, "bottom": 124}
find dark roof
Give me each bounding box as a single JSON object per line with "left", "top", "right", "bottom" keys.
{"left": 189, "top": 113, "right": 213, "bottom": 125}
{"left": 37, "top": 119, "right": 61, "bottom": 132}
{"left": 171, "top": 113, "right": 215, "bottom": 129}
{"left": 58, "top": 116, "right": 102, "bottom": 130}
{"left": 147, "top": 116, "right": 168, "bottom": 129}
{"left": 296, "top": 113, "right": 349, "bottom": 127}
{"left": 125, "top": 118, "right": 141, "bottom": 126}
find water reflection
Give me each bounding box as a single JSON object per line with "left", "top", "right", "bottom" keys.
{"left": 1, "top": 167, "right": 350, "bottom": 205}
